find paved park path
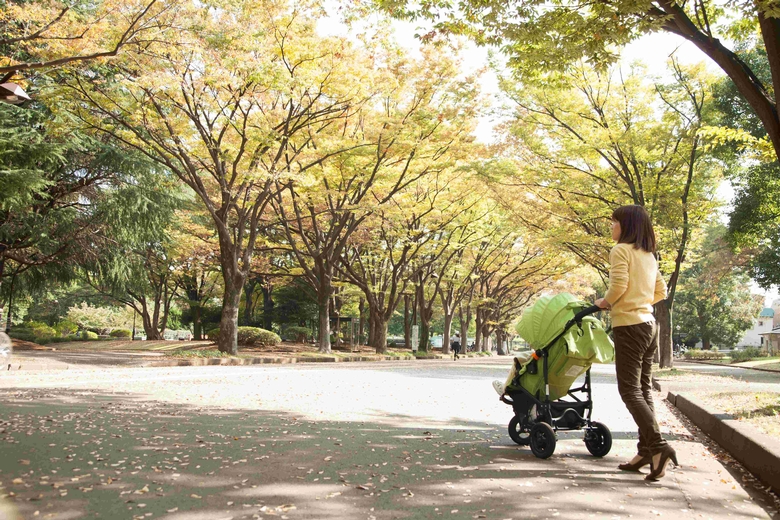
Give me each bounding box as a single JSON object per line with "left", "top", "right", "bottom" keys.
{"left": 0, "top": 356, "right": 775, "bottom": 519}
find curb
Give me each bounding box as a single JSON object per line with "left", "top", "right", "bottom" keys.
{"left": 679, "top": 360, "right": 780, "bottom": 374}
{"left": 654, "top": 378, "right": 780, "bottom": 494}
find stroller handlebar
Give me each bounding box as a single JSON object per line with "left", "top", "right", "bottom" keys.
{"left": 571, "top": 304, "right": 602, "bottom": 323}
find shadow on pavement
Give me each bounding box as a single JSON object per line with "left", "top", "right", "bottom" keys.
{"left": 0, "top": 388, "right": 770, "bottom": 520}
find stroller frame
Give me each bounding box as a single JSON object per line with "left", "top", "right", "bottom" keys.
{"left": 500, "top": 305, "right": 612, "bottom": 459}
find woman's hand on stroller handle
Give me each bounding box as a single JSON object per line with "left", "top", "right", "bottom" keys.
{"left": 594, "top": 298, "right": 611, "bottom": 310}
{"left": 571, "top": 304, "right": 604, "bottom": 323}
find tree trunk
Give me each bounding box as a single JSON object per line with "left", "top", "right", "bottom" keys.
{"left": 359, "top": 298, "right": 366, "bottom": 345}
{"left": 243, "top": 278, "right": 258, "bottom": 326}
{"left": 655, "top": 300, "right": 673, "bottom": 368}
{"left": 404, "top": 294, "right": 412, "bottom": 349}
{"left": 262, "top": 284, "right": 273, "bottom": 331}
{"left": 442, "top": 312, "right": 453, "bottom": 355}
{"left": 474, "top": 310, "right": 483, "bottom": 352}
{"left": 193, "top": 304, "right": 203, "bottom": 340}
{"left": 458, "top": 304, "right": 471, "bottom": 353}
{"left": 370, "top": 308, "right": 388, "bottom": 354}
{"left": 481, "top": 325, "right": 492, "bottom": 352}
{"left": 497, "top": 330, "right": 508, "bottom": 355}
{"left": 317, "top": 289, "right": 332, "bottom": 354}
{"left": 218, "top": 277, "right": 243, "bottom": 355}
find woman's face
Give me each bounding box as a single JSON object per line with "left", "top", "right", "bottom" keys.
{"left": 611, "top": 219, "right": 621, "bottom": 242}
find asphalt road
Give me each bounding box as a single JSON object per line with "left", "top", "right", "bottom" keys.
{"left": 0, "top": 357, "right": 774, "bottom": 519}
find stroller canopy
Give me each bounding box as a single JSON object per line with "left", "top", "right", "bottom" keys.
{"left": 516, "top": 293, "right": 614, "bottom": 365}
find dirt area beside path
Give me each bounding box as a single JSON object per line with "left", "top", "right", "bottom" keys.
{"left": 655, "top": 367, "right": 780, "bottom": 438}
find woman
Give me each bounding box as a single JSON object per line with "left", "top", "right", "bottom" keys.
{"left": 595, "top": 205, "right": 678, "bottom": 481}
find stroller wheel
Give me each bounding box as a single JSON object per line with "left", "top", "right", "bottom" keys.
{"left": 584, "top": 421, "right": 612, "bottom": 457}
{"left": 530, "top": 422, "right": 556, "bottom": 459}
{"left": 508, "top": 416, "right": 531, "bottom": 446}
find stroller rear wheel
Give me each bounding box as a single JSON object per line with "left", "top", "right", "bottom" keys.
{"left": 584, "top": 421, "right": 612, "bottom": 457}
{"left": 530, "top": 422, "right": 556, "bottom": 459}
{"left": 508, "top": 416, "right": 531, "bottom": 446}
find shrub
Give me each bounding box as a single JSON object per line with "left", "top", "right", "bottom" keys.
{"left": 110, "top": 329, "right": 132, "bottom": 338}
{"left": 206, "top": 326, "right": 280, "bottom": 346}
{"left": 285, "top": 326, "right": 312, "bottom": 342}
{"left": 27, "top": 321, "right": 57, "bottom": 341}
{"left": 80, "top": 331, "right": 99, "bottom": 340}
{"left": 8, "top": 330, "right": 36, "bottom": 343}
{"left": 66, "top": 302, "right": 131, "bottom": 334}
{"left": 54, "top": 320, "right": 78, "bottom": 337}
{"left": 238, "top": 327, "right": 280, "bottom": 346}
{"left": 206, "top": 327, "right": 220, "bottom": 341}
{"left": 683, "top": 349, "right": 726, "bottom": 361}
{"left": 730, "top": 347, "right": 767, "bottom": 363}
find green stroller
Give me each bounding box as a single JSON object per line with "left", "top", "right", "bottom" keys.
{"left": 498, "top": 293, "right": 615, "bottom": 459}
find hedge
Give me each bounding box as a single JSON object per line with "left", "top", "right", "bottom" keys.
{"left": 730, "top": 347, "right": 767, "bottom": 363}
{"left": 683, "top": 349, "right": 726, "bottom": 360}
{"left": 207, "top": 326, "right": 280, "bottom": 346}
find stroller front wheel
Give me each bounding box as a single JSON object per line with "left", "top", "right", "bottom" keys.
{"left": 530, "top": 422, "right": 556, "bottom": 459}
{"left": 508, "top": 416, "right": 531, "bottom": 446}
{"left": 584, "top": 421, "right": 612, "bottom": 457}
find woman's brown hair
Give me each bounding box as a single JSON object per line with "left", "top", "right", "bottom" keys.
{"left": 611, "top": 205, "right": 656, "bottom": 253}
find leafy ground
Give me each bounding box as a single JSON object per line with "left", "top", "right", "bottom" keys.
{"left": 655, "top": 368, "right": 780, "bottom": 438}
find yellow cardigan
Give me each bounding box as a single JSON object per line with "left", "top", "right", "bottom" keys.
{"left": 604, "top": 243, "right": 668, "bottom": 327}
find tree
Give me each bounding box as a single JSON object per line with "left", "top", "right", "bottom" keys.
{"left": 338, "top": 184, "right": 465, "bottom": 353}
{"left": 59, "top": 0, "right": 375, "bottom": 354}
{"left": 381, "top": 0, "right": 780, "bottom": 163}
{"left": 168, "top": 207, "right": 221, "bottom": 340}
{"left": 0, "top": 101, "right": 172, "bottom": 326}
{"left": 275, "top": 44, "right": 483, "bottom": 353}
{"left": 0, "top": 0, "right": 176, "bottom": 76}
{"left": 729, "top": 161, "right": 780, "bottom": 291}
{"left": 483, "top": 62, "right": 722, "bottom": 367}
{"left": 675, "top": 226, "right": 764, "bottom": 349}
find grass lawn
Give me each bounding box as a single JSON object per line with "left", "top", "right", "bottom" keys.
{"left": 707, "top": 391, "right": 780, "bottom": 438}
{"left": 655, "top": 368, "right": 780, "bottom": 438}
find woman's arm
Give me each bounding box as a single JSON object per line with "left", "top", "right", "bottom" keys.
{"left": 653, "top": 270, "right": 668, "bottom": 304}
{"left": 603, "top": 245, "right": 629, "bottom": 306}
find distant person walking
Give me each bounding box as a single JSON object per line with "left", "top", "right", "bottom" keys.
{"left": 595, "top": 205, "right": 677, "bottom": 482}
{"left": 451, "top": 333, "right": 461, "bottom": 360}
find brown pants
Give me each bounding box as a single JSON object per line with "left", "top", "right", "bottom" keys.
{"left": 613, "top": 321, "right": 667, "bottom": 456}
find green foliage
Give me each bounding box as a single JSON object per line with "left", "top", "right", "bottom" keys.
{"left": 66, "top": 303, "right": 132, "bottom": 334}
{"left": 284, "top": 326, "right": 312, "bottom": 342}
{"left": 237, "top": 327, "right": 280, "bottom": 347}
{"left": 0, "top": 101, "right": 176, "bottom": 304}
{"left": 683, "top": 349, "right": 727, "bottom": 360}
{"left": 54, "top": 320, "right": 78, "bottom": 337}
{"left": 80, "top": 331, "right": 99, "bottom": 340}
{"left": 675, "top": 226, "right": 764, "bottom": 349}
{"left": 110, "top": 329, "right": 132, "bottom": 338}
{"left": 272, "top": 282, "right": 318, "bottom": 326}
{"left": 206, "top": 327, "right": 280, "bottom": 347}
{"left": 8, "top": 330, "right": 36, "bottom": 343}
{"left": 205, "top": 328, "right": 220, "bottom": 341}
{"left": 7, "top": 321, "right": 57, "bottom": 344}
{"left": 730, "top": 347, "right": 767, "bottom": 363}
{"left": 27, "top": 321, "right": 56, "bottom": 341}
